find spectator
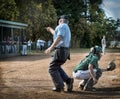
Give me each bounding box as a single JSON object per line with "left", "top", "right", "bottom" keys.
{"left": 28, "top": 39, "right": 32, "bottom": 52}
{"left": 101, "top": 35, "right": 106, "bottom": 55}
{"left": 21, "top": 37, "right": 27, "bottom": 56}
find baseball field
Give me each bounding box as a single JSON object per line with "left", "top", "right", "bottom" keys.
{"left": 0, "top": 49, "right": 120, "bottom": 99}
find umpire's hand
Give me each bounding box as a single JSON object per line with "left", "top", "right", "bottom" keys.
{"left": 44, "top": 47, "right": 53, "bottom": 54}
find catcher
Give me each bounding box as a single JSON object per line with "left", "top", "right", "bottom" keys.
{"left": 73, "top": 45, "right": 116, "bottom": 91}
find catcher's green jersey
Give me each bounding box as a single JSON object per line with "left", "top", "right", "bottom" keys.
{"left": 73, "top": 53, "right": 99, "bottom": 72}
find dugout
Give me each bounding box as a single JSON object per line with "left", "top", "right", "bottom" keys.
{"left": 0, "top": 19, "right": 28, "bottom": 58}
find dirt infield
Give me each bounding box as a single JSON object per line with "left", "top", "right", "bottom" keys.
{"left": 0, "top": 52, "right": 120, "bottom": 99}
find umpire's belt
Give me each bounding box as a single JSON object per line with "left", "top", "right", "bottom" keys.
{"left": 54, "top": 47, "right": 69, "bottom": 50}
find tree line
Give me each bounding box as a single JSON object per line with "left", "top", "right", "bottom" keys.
{"left": 0, "top": 0, "right": 119, "bottom": 48}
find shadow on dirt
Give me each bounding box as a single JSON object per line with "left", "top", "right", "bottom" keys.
{"left": 66, "top": 87, "right": 120, "bottom": 98}
{"left": 0, "top": 67, "right": 5, "bottom": 92}
{"left": 97, "top": 87, "right": 120, "bottom": 91}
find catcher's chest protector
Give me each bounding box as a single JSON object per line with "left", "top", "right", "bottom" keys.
{"left": 74, "top": 54, "right": 98, "bottom": 71}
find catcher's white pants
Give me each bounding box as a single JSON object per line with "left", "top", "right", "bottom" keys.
{"left": 72, "top": 69, "right": 97, "bottom": 80}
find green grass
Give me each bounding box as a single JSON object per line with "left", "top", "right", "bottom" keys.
{"left": 27, "top": 48, "right": 120, "bottom": 55}
{"left": 70, "top": 48, "right": 89, "bottom": 53}
{"left": 105, "top": 48, "right": 120, "bottom": 53}
{"left": 70, "top": 48, "right": 120, "bottom": 53}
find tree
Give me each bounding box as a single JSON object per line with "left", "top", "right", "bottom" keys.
{"left": 0, "top": 0, "right": 19, "bottom": 20}
{"left": 105, "top": 18, "right": 118, "bottom": 42}
{"left": 52, "top": 0, "right": 104, "bottom": 48}
{"left": 15, "top": 0, "right": 57, "bottom": 41}
{"left": 1, "top": 0, "right": 118, "bottom": 48}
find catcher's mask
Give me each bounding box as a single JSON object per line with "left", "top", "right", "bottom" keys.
{"left": 90, "top": 46, "right": 102, "bottom": 54}
{"left": 90, "top": 46, "right": 102, "bottom": 59}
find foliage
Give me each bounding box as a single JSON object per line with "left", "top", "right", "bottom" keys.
{"left": 0, "top": 0, "right": 119, "bottom": 48}
{"left": 15, "top": 0, "right": 57, "bottom": 41}
{"left": 52, "top": 0, "right": 105, "bottom": 48}
{"left": 0, "top": 0, "right": 19, "bottom": 20}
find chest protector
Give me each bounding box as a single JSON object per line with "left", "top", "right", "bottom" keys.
{"left": 74, "top": 54, "right": 98, "bottom": 72}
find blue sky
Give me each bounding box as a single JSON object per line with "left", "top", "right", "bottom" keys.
{"left": 101, "top": 0, "right": 120, "bottom": 20}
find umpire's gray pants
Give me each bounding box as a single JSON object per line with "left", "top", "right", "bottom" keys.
{"left": 49, "top": 48, "right": 70, "bottom": 89}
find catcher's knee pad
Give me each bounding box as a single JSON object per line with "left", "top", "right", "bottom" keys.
{"left": 83, "top": 78, "right": 94, "bottom": 91}
{"left": 96, "top": 69, "right": 102, "bottom": 80}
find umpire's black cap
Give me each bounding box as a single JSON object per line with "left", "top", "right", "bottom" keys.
{"left": 59, "top": 15, "right": 68, "bottom": 20}
{"left": 57, "top": 15, "right": 68, "bottom": 25}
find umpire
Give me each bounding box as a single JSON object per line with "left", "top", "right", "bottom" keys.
{"left": 45, "top": 15, "right": 74, "bottom": 92}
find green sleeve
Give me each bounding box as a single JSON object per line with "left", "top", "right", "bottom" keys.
{"left": 89, "top": 56, "right": 99, "bottom": 68}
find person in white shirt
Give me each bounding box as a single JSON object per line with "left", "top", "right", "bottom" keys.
{"left": 36, "top": 38, "right": 41, "bottom": 51}
{"left": 101, "top": 35, "right": 106, "bottom": 55}
{"left": 28, "top": 39, "right": 32, "bottom": 52}
{"left": 22, "top": 37, "right": 27, "bottom": 55}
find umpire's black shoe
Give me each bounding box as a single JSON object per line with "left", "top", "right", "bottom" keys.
{"left": 52, "top": 87, "right": 64, "bottom": 92}
{"left": 66, "top": 78, "right": 74, "bottom": 92}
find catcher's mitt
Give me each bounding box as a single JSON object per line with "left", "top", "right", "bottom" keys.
{"left": 107, "top": 60, "right": 116, "bottom": 71}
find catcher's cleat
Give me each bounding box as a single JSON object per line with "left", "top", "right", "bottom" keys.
{"left": 78, "top": 79, "right": 88, "bottom": 90}
{"left": 78, "top": 84, "right": 84, "bottom": 90}
{"left": 83, "top": 87, "right": 96, "bottom": 91}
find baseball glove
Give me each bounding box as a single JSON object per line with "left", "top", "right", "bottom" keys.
{"left": 107, "top": 60, "right": 116, "bottom": 71}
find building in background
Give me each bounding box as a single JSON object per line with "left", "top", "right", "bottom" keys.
{"left": 0, "top": 19, "right": 28, "bottom": 58}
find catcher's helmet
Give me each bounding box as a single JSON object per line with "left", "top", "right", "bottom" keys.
{"left": 90, "top": 45, "right": 102, "bottom": 54}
